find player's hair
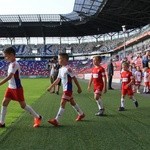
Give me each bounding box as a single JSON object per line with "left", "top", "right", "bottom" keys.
{"left": 4, "top": 47, "right": 16, "bottom": 56}
{"left": 93, "top": 55, "right": 101, "bottom": 61}
{"left": 59, "top": 53, "right": 69, "bottom": 61}
{"left": 122, "top": 61, "right": 129, "bottom": 67}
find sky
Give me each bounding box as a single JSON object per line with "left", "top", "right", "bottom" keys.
{"left": 0, "top": 0, "right": 75, "bottom": 15}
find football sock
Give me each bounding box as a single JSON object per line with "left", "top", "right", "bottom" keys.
{"left": 24, "top": 105, "right": 39, "bottom": 118}
{"left": 72, "top": 104, "right": 83, "bottom": 115}
{"left": 131, "top": 96, "right": 137, "bottom": 103}
{"left": 0, "top": 106, "right": 7, "bottom": 124}
{"left": 55, "top": 107, "right": 65, "bottom": 121}
{"left": 143, "top": 87, "right": 146, "bottom": 93}
{"left": 96, "top": 98, "right": 103, "bottom": 110}
{"left": 121, "top": 98, "right": 125, "bottom": 107}
{"left": 146, "top": 86, "right": 149, "bottom": 92}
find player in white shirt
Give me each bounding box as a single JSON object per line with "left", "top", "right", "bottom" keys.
{"left": 143, "top": 67, "right": 149, "bottom": 93}
{"left": 0, "top": 47, "right": 42, "bottom": 128}
{"left": 134, "top": 66, "right": 142, "bottom": 93}
{"left": 47, "top": 53, "right": 85, "bottom": 126}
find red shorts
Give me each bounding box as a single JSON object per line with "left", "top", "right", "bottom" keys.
{"left": 94, "top": 85, "right": 103, "bottom": 95}
{"left": 121, "top": 86, "right": 133, "bottom": 96}
{"left": 62, "top": 91, "right": 73, "bottom": 101}
{"left": 144, "top": 82, "right": 149, "bottom": 86}
{"left": 5, "top": 87, "right": 25, "bottom": 101}
{"left": 94, "top": 89, "right": 102, "bottom": 95}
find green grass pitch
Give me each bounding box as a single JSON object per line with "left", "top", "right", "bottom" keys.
{"left": 0, "top": 78, "right": 150, "bottom": 150}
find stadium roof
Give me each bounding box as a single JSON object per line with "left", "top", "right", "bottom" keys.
{"left": 0, "top": 0, "right": 150, "bottom": 37}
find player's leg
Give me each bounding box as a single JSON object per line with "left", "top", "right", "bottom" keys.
{"left": 0, "top": 97, "right": 11, "bottom": 127}
{"left": 19, "top": 101, "right": 42, "bottom": 127}
{"left": 19, "top": 101, "right": 40, "bottom": 118}
{"left": 94, "top": 92, "right": 105, "bottom": 116}
{"left": 127, "top": 87, "right": 138, "bottom": 107}
{"left": 94, "top": 92, "right": 103, "bottom": 110}
{"left": 129, "top": 95, "right": 138, "bottom": 108}
{"left": 136, "top": 84, "right": 140, "bottom": 93}
{"left": 146, "top": 85, "right": 149, "bottom": 93}
{"left": 48, "top": 98, "right": 66, "bottom": 126}
{"left": 118, "top": 85, "right": 128, "bottom": 111}
{"left": 118, "top": 93, "right": 126, "bottom": 111}
{"left": 70, "top": 98, "right": 85, "bottom": 121}
{"left": 143, "top": 82, "right": 149, "bottom": 93}
{"left": 55, "top": 99, "right": 66, "bottom": 121}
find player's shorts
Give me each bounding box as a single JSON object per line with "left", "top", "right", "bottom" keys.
{"left": 62, "top": 91, "right": 73, "bottom": 101}
{"left": 121, "top": 86, "right": 133, "bottom": 96}
{"left": 144, "top": 82, "right": 149, "bottom": 86}
{"left": 94, "top": 86, "right": 103, "bottom": 95}
{"left": 4, "top": 87, "right": 25, "bottom": 101}
{"left": 135, "top": 81, "right": 141, "bottom": 86}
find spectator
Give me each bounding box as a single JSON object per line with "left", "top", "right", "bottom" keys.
{"left": 53, "top": 57, "right": 61, "bottom": 95}
{"left": 142, "top": 51, "right": 150, "bottom": 68}
{"left": 107, "top": 58, "right": 114, "bottom": 90}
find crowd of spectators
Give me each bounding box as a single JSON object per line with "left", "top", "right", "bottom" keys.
{"left": 0, "top": 60, "right": 49, "bottom": 77}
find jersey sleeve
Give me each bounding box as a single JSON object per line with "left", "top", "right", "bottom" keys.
{"left": 67, "top": 67, "right": 75, "bottom": 77}
{"left": 9, "top": 63, "right": 18, "bottom": 75}
{"left": 101, "top": 68, "right": 106, "bottom": 77}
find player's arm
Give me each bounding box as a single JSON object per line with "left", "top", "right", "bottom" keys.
{"left": 127, "top": 75, "right": 134, "bottom": 87}
{"left": 47, "top": 78, "right": 61, "bottom": 92}
{"left": 0, "top": 73, "right": 14, "bottom": 86}
{"left": 87, "top": 75, "right": 93, "bottom": 91}
{"left": 102, "top": 68, "right": 107, "bottom": 93}
{"left": 72, "top": 76, "right": 82, "bottom": 94}
{"left": 102, "top": 75, "right": 107, "bottom": 93}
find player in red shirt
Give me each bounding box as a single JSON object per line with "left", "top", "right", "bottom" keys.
{"left": 118, "top": 62, "right": 139, "bottom": 111}
{"left": 88, "top": 55, "right": 107, "bottom": 116}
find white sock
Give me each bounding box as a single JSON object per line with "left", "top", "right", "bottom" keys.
{"left": 146, "top": 87, "right": 149, "bottom": 92}
{"left": 131, "top": 96, "right": 137, "bottom": 103}
{"left": 72, "top": 104, "right": 83, "bottom": 115}
{"left": 0, "top": 106, "right": 7, "bottom": 124}
{"left": 55, "top": 107, "right": 65, "bottom": 121}
{"left": 121, "top": 98, "right": 125, "bottom": 108}
{"left": 24, "top": 105, "right": 39, "bottom": 118}
{"left": 96, "top": 99, "right": 103, "bottom": 110}
{"left": 143, "top": 87, "right": 146, "bottom": 92}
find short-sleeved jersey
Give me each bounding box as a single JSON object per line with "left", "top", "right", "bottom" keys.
{"left": 143, "top": 72, "right": 149, "bottom": 82}
{"left": 131, "top": 68, "right": 136, "bottom": 76}
{"left": 57, "top": 65, "right": 75, "bottom": 92}
{"left": 91, "top": 66, "right": 106, "bottom": 88}
{"left": 134, "top": 71, "right": 142, "bottom": 82}
{"left": 8, "top": 61, "right": 22, "bottom": 89}
{"left": 121, "top": 70, "right": 133, "bottom": 87}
